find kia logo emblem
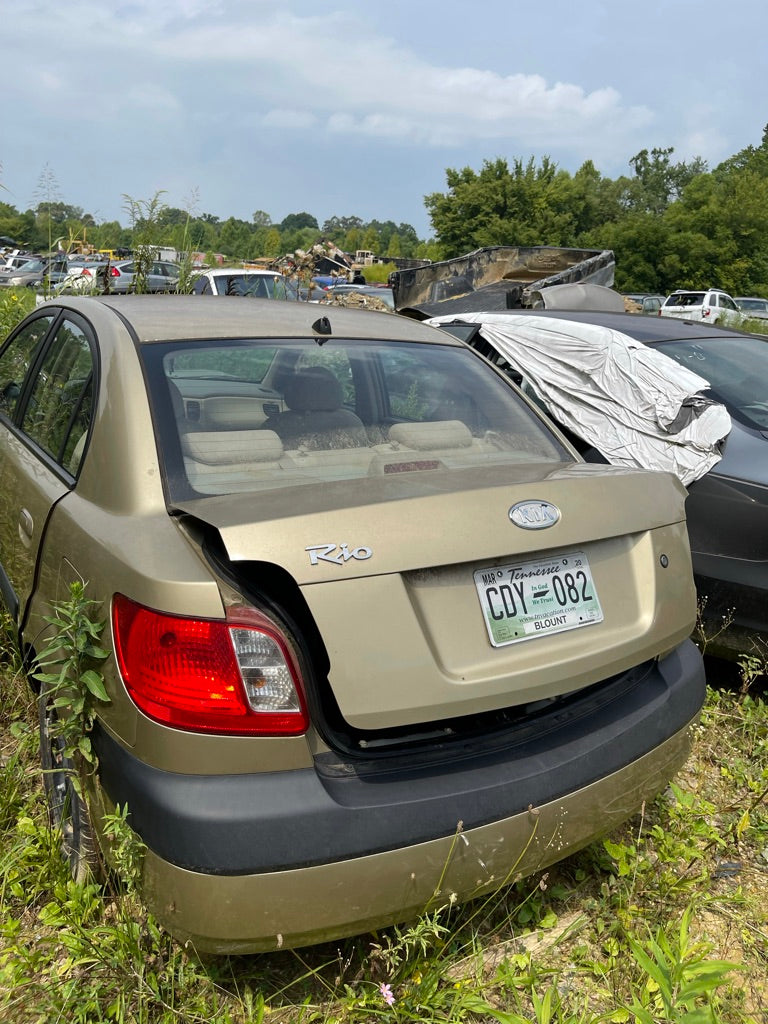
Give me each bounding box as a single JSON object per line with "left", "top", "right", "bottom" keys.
{"left": 509, "top": 501, "right": 560, "bottom": 530}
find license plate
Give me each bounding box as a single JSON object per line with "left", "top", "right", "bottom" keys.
{"left": 474, "top": 550, "right": 603, "bottom": 647}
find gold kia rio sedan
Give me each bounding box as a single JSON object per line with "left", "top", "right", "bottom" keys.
{"left": 0, "top": 295, "right": 704, "bottom": 953}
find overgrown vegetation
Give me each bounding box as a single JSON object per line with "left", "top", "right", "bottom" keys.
{"left": 0, "top": 595, "right": 765, "bottom": 1022}
{"left": 0, "top": 288, "right": 35, "bottom": 337}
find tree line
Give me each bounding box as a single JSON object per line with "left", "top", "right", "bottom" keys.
{"left": 426, "top": 126, "right": 768, "bottom": 296}
{"left": 0, "top": 191, "right": 428, "bottom": 266}
{"left": 3, "top": 126, "right": 768, "bottom": 295}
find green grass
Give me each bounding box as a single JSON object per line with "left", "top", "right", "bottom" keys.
{"left": 1, "top": 621, "right": 766, "bottom": 1023}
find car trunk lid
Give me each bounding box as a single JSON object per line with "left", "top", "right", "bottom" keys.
{"left": 173, "top": 462, "right": 695, "bottom": 729}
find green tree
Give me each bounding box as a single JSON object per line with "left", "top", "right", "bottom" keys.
{"left": 278, "top": 211, "right": 318, "bottom": 233}
{"left": 343, "top": 226, "right": 362, "bottom": 253}
{"left": 218, "top": 217, "right": 254, "bottom": 260}
{"left": 252, "top": 209, "right": 272, "bottom": 227}
{"left": 425, "top": 156, "right": 577, "bottom": 257}
{"left": 0, "top": 202, "right": 34, "bottom": 247}
{"left": 361, "top": 226, "right": 381, "bottom": 254}
{"left": 322, "top": 215, "right": 363, "bottom": 241}
{"left": 624, "top": 147, "right": 708, "bottom": 215}
{"left": 386, "top": 232, "right": 402, "bottom": 258}
{"left": 263, "top": 227, "right": 282, "bottom": 258}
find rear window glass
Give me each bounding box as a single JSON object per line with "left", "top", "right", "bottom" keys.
{"left": 665, "top": 293, "right": 705, "bottom": 307}
{"left": 142, "top": 337, "right": 569, "bottom": 499}
{"left": 655, "top": 336, "right": 768, "bottom": 429}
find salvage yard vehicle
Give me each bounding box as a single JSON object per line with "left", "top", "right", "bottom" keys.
{"left": 734, "top": 295, "right": 768, "bottom": 320}
{"left": 0, "top": 295, "right": 704, "bottom": 953}
{"left": 431, "top": 309, "right": 768, "bottom": 659}
{"left": 660, "top": 288, "right": 743, "bottom": 327}
{"left": 0, "top": 255, "right": 68, "bottom": 289}
{"left": 191, "top": 267, "right": 297, "bottom": 298}
{"left": 391, "top": 245, "right": 616, "bottom": 318}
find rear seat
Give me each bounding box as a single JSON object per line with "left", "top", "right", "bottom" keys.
{"left": 181, "top": 429, "right": 288, "bottom": 493}
{"left": 387, "top": 420, "right": 474, "bottom": 451}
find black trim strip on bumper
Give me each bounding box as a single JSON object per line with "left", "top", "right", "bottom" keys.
{"left": 92, "top": 639, "right": 705, "bottom": 875}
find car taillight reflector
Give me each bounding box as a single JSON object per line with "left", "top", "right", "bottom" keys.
{"left": 112, "top": 594, "right": 308, "bottom": 735}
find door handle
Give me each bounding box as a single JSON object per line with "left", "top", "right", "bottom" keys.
{"left": 18, "top": 508, "right": 34, "bottom": 541}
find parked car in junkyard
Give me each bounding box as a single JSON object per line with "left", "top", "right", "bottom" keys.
{"left": 660, "top": 288, "right": 743, "bottom": 327}
{"left": 107, "top": 259, "right": 180, "bottom": 294}
{"left": 623, "top": 293, "right": 666, "bottom": 315}
{"left": 54, "top": 258, "right": 112, "bottom": 292}
{"left": 734, "top": 296, "right": 768, "bottom": 320}
{"left": 56, "top": 259, "right": 179, "bottom": 295}
{"left": 191, "top": 267, "right": 298, "bottom": 299}
{"left": 0, "top": 249, "right": 38, "bottom": 273}
{"left": 430, "top": 309, "right": 768, "bottom": 658}
{"left": 0, "top": 255, "right": 69, "bottom": 289}
{"left": 0, "top": 295, "right": 704, "bottom": 952}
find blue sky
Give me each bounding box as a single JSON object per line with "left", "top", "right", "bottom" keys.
{"left": 2, "top": 0, "right": 766, "bottom": 239}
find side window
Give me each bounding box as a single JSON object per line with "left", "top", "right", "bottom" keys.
{"left": 0, "top": 316, "right": 55, "bottom": 420}
{"left": 722, "top": 296, "right": 737, "bottom": 310}
{"left": 20, "top": 320, "right": 94, "bottom": 473}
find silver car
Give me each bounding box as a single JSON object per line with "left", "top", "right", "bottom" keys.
{"left": 107, "top": 259, "right": 180, "bottom": 293}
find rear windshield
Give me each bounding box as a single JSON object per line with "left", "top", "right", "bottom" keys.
{"left": 664, "top": 293, "right": 705, "bottom": 307}
{"left": 141, "top": 337, "right": 569, "bottom": 500}
{"left": 655, "top": 335, "right": 768, "bottom": 429}
{"left": 201, "top": 274, "right": 298, "bottom": 299}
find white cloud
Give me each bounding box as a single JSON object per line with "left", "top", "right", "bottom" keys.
{"left": 6, "top": 2, "right": 648, "bottom": 150}
{"left": 263, "top": 109, "right": 318, "bottom": 130}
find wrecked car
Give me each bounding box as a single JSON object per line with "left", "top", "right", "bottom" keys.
{"left": 0, "top": 295, "right": 704, "bottom": 952}
{"left": 391, "top": 245, "right": 616, "bottom": 318}
{"left": 430, "top": 309, "right": 768, "bottom": 658}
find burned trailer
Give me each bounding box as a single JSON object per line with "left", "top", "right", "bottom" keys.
{"left": 391, "top": 245, "right": 616, "bottom": 320}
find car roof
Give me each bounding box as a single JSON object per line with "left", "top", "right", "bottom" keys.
{"left": 39, "top": 294, "right": 460, "bottom": 345}
{"left": 202, "top": 268, "right": 284, "bottom": 277}
{"left": 456, "top": 308, "right": 751, "bottom": 343}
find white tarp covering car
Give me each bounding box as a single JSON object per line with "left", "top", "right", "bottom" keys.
{"left": 427, "top": 312, "right": 731, "bottom": 487}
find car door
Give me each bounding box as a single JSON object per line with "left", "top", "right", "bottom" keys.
{"left": 719, "top": 294, "right": 741, "bottom": 325}
{"left": 0, "top": 312, "right": 94, "bottom": 625}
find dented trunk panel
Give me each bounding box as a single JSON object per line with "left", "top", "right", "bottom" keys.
{"left": 176, "top": 464, "right": 694, "bottom": 730}
{"left": 302, "top": 522, "right": 694, "bottom": 729}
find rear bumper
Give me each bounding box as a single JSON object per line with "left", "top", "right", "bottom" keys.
{"left": 94, "top": 640, "right": 704, "bottom": 875}
{"left": 143, "top": 722, "right": 698, "bottom": 953}
{"left": 93, "top": 639, "right": 704, "bottom": 951}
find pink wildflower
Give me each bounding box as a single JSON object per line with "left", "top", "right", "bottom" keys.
{"left": 379, "top": 982, "right": 395, "bottom": 1006}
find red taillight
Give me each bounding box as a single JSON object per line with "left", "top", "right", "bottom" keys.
{"left": 110, "top": 266, "right": 120, "bottom": 277}
{"left": 82, "top": 268, "right": 92, "bottom": 278}
{"left": 112, "top": 595, "right": 308, "bottom": 735}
